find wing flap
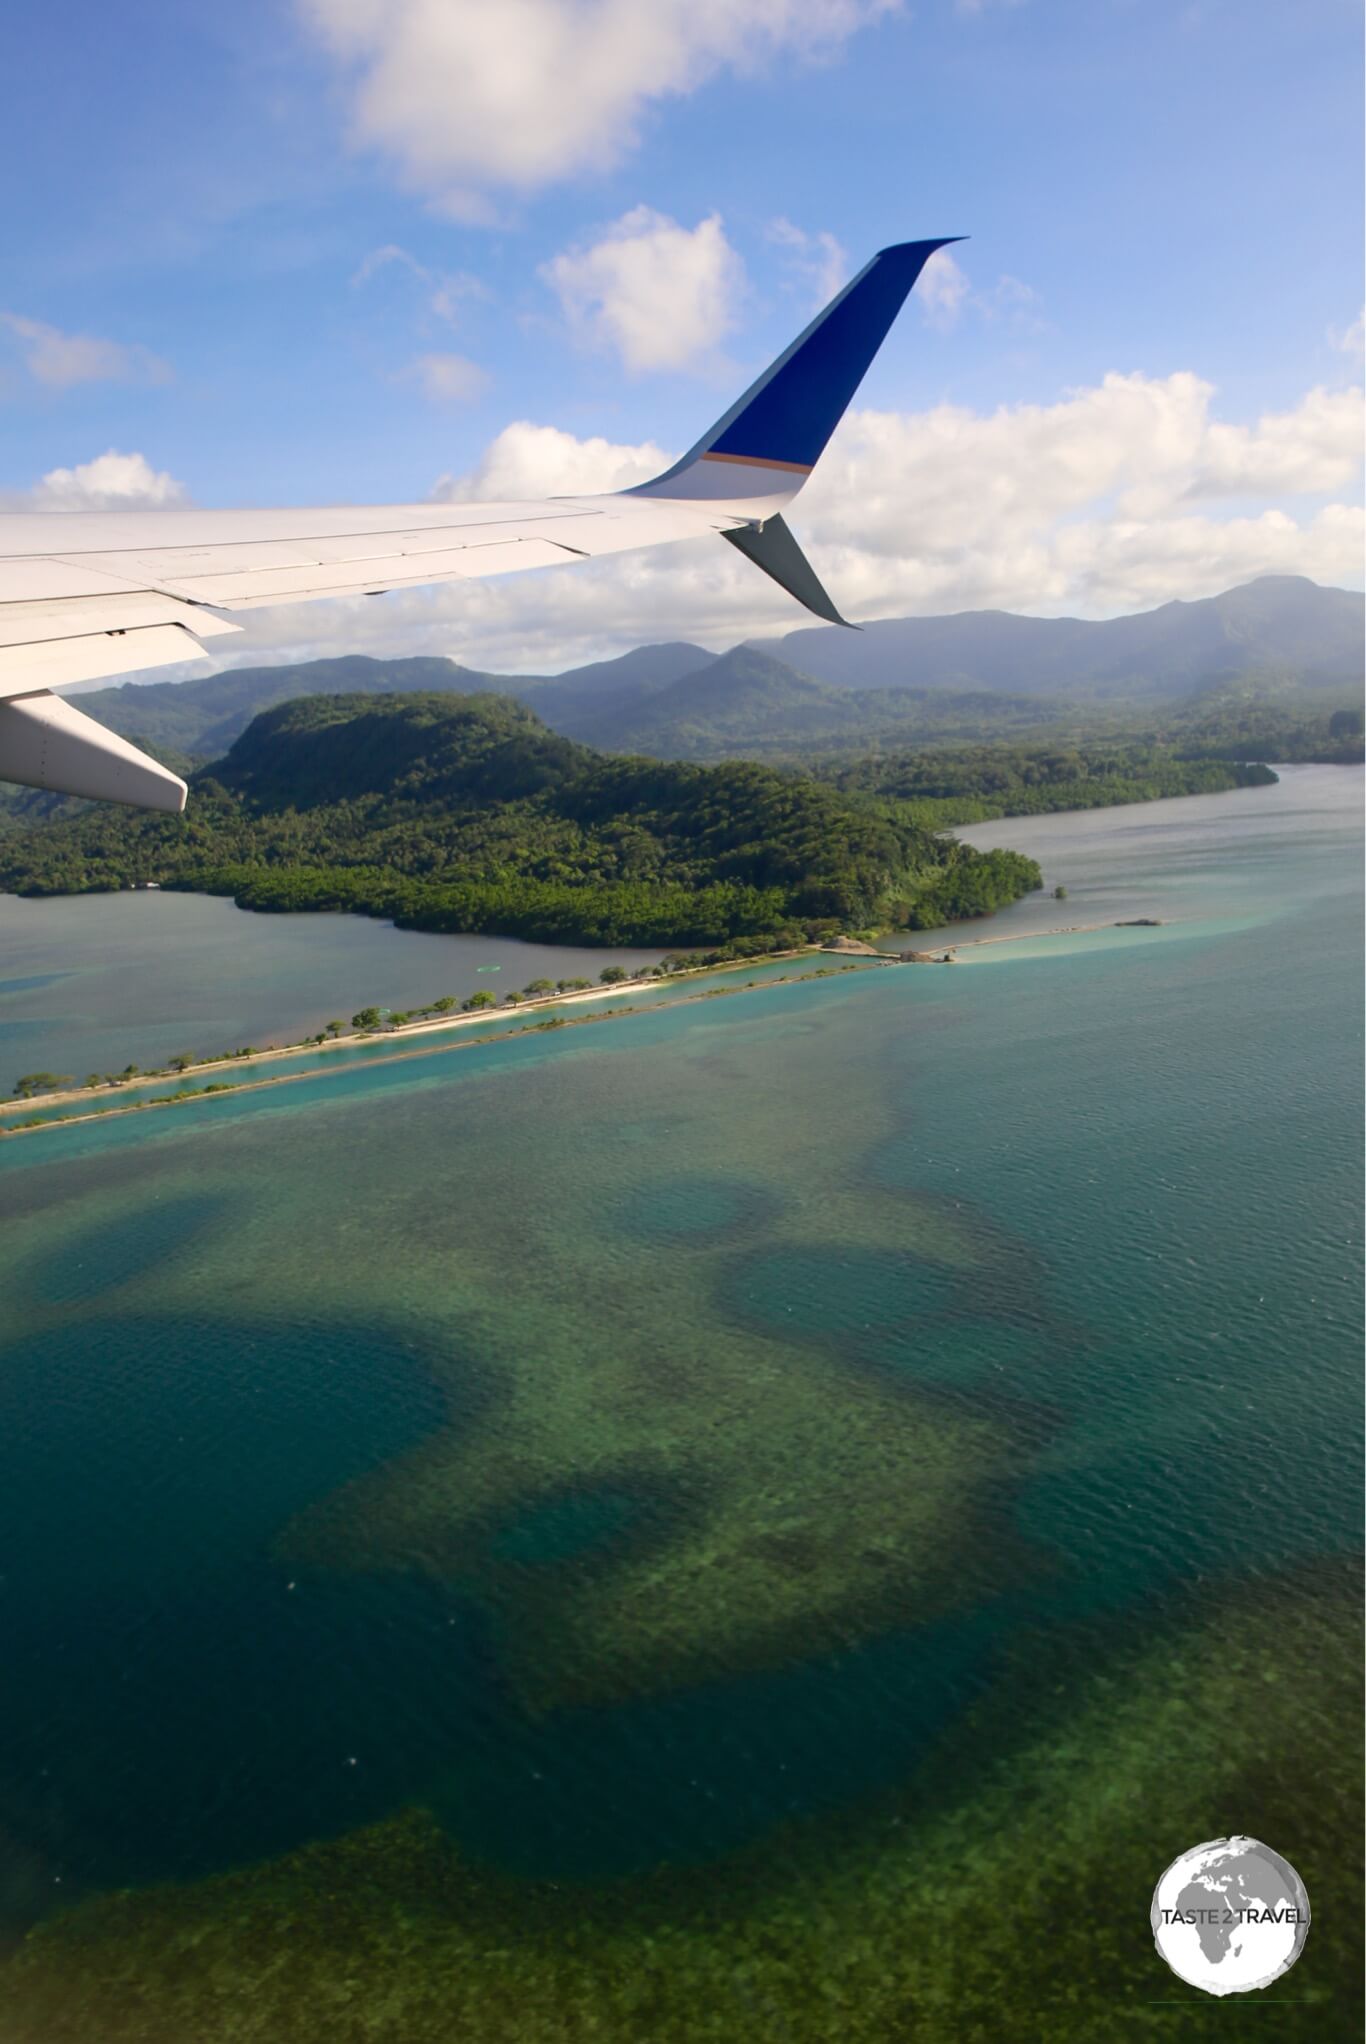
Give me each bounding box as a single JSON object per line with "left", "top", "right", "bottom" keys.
{"left": 0, "top": 591, "right": 241, "bottom": 650}
{"left": 0, "top": 690, "right": 187, "bottom": 811}
{"left": 0, "top": 623, "right": 213, "bottom": 700}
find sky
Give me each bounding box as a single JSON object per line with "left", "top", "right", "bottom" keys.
{"left": 2, "top": 0, "right": 1362, "bottom": 676}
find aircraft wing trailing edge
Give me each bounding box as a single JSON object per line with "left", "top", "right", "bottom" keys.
{"left": 0, "top": 238, "right": 959, "bottom": 811}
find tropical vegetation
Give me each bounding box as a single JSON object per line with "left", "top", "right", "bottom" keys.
{"left": 0, "top": 692, "right": 1043, "bottom": 947}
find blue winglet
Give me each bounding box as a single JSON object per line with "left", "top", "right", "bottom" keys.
{"left": 639, "top": 237, "right": 964, "bottom": 492}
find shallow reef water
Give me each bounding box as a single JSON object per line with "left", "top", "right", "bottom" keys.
{"left": 3, "top": 1564, "right": 1359, "bottom": 2042}
{"left": 0, "top": 770, "right": 1361, "bottom": 2038}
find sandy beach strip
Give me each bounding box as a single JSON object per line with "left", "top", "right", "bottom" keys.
{"left": 0, "top": 948, "right": 829, "bottom": 1120}
{"left": 0, "top": 957, "right": 875, "bottom": 1139}
{"left": 1, "top": 917, "right": 1168, "bottom": 1130}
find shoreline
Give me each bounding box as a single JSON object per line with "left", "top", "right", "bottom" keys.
{"left": 0, "top": 947, "right": 822, "bottom": 1120}
{"left": 0, "top": 917, "right": 1174, "bottom": 1136}
{"left": 0, "top": 957, "right": 877, "bottom": 1140}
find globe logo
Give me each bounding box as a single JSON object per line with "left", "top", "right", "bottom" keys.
{"left": 1151, "top": 1836, "right": 1310, "bottom": 1996}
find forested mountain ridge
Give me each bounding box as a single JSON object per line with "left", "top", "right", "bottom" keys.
{"left": 752, "top": 576, "right": 1363, "bottom": 700}
{"left": 0, "top": 693, "right": 1042, "bottom": 946}
{"left": 72, "top": 653, "right": 495, "bottom": 759}
{"left": 559, "top": 646, "right": 1063, "bottom": 757}
{"left": 37, "top": 576, "right": 1360, "bottom": 786}
{"left": 66, "top": 642, "right": 712, "bottom": 762}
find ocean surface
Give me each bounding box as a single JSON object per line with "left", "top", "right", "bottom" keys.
{"left": 0, "top": 766, "right": 1361, "bottom": 2040}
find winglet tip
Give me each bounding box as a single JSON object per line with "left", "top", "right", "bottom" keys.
{"left": 875, "top": 234, "right": 968, "bottom": 262}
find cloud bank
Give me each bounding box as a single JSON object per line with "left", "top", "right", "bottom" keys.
{"left": 10, "top": 367, "right": 1358, "bottom": 674}
{"left": 205, "top": 365, "right": 1364, "bottom": 673}
{"left": 302, "top": 0, "right": 896, "bottom": 215}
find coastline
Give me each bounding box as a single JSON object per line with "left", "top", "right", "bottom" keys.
{"left": 1, "top": 761, "right": 1358, "bottom": 2035}
{"left": 0, "top": 914, "right": 1178, "bottom": 1138}
{"left": 12, "top": 774, "right": 1318, "bottom": 1116}
{"left": 0, "top": 954, "right": 878, "bottom": 1139}
{"left": 0, "top": 946, "right": 820, "bottom": 1114}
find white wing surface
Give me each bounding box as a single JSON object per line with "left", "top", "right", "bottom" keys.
{"left": 0, "top": 239, "right": 956, "bottom": 811}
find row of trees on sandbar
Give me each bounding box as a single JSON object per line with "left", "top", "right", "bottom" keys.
{"left": 8, "top": 966, "right": 653, "bottom": 1096}
{"left": 340, "top": 964, "right": 644, "bottom": 1035}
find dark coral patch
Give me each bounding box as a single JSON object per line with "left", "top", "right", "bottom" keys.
{"left": 24, "top": 1194, "right": 233, "bottom": 1306}
{"left": 723, "top": 1246, "right": 960, "bottom": 1342}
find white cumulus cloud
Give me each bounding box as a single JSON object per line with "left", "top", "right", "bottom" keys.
{"left": 1193, "top": 384, "right": 1364, "bottom": 500}
{"left": 211, "top": 365, "right": 1362, "bottom": 673}
{"left": 792, "top": 372, "right": 1364, "bottom": 614}
{"left": 300, "top": 0, "right": 896, "bottom": 214}
{"left": 22, "top": 450, "right": 188, "bottom": 511}
{"left": 432, "top": 419, "right": 668, "bottom": 500}
{"left": 542, "top": 209, "right": 745, "bottom": 373}
{"left": 0, "top": 314, "right": 170, "bottom": 390}
{"left": 13, "top": 368, "right": 1355, "bottom": 681}
{"left": 798, "top": 374, "right": 1363, "bottom": 555}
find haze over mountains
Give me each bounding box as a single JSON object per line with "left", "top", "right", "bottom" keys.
{"left": 51, "top": 575, "right": 1366, "bottom": 773}
{"left": 752, "top": 575, "right": 1364, "bottom": 698}
{"left": 67, "top": 644, "right": 710, "bottom": 768}
{"left": 561, "top": 647, "right": 1057, "bottom": 758}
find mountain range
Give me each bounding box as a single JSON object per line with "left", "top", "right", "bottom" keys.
{"left": 750, "top": 574, "right": 1364, "bottom": 698}
{"left": 39, "top": 574, "right": 1366, "bottom": 776}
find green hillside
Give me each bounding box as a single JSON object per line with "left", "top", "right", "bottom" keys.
{"left": 9, "top": 580, "right": 1352, "bottom": 820}
{"left": 67, "top": 642, "right": 711, "bottom": 762}
{"left": 812, "top": 743, "right": 1280, "bottom": 825}
{"left": 71, "top": 654, "right": 499, "bottom": 760}
{"left": 0, "top": 693, "right": 1042, "bottom": 947}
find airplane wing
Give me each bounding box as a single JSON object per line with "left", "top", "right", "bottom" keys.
{"left": 0, "top": 238, "right": 957, "bottom": 812}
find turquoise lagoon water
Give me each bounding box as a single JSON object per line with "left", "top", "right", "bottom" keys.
{"left": 0, "top": 951, "right": 861, "bottom": 1128}
{"left": 0, "top": 768, "right": 1360, "bottom": 2030}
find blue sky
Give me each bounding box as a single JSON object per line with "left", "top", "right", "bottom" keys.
{"left": 2, "top": 0, "right": 1361, "bottom": 670}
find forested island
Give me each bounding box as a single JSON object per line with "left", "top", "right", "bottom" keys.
{"left": 811, "top": 745, "right": 1279, "bottom": 829}
{"left": 0, "top": 693, "right": 1043, "bottom": 947}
